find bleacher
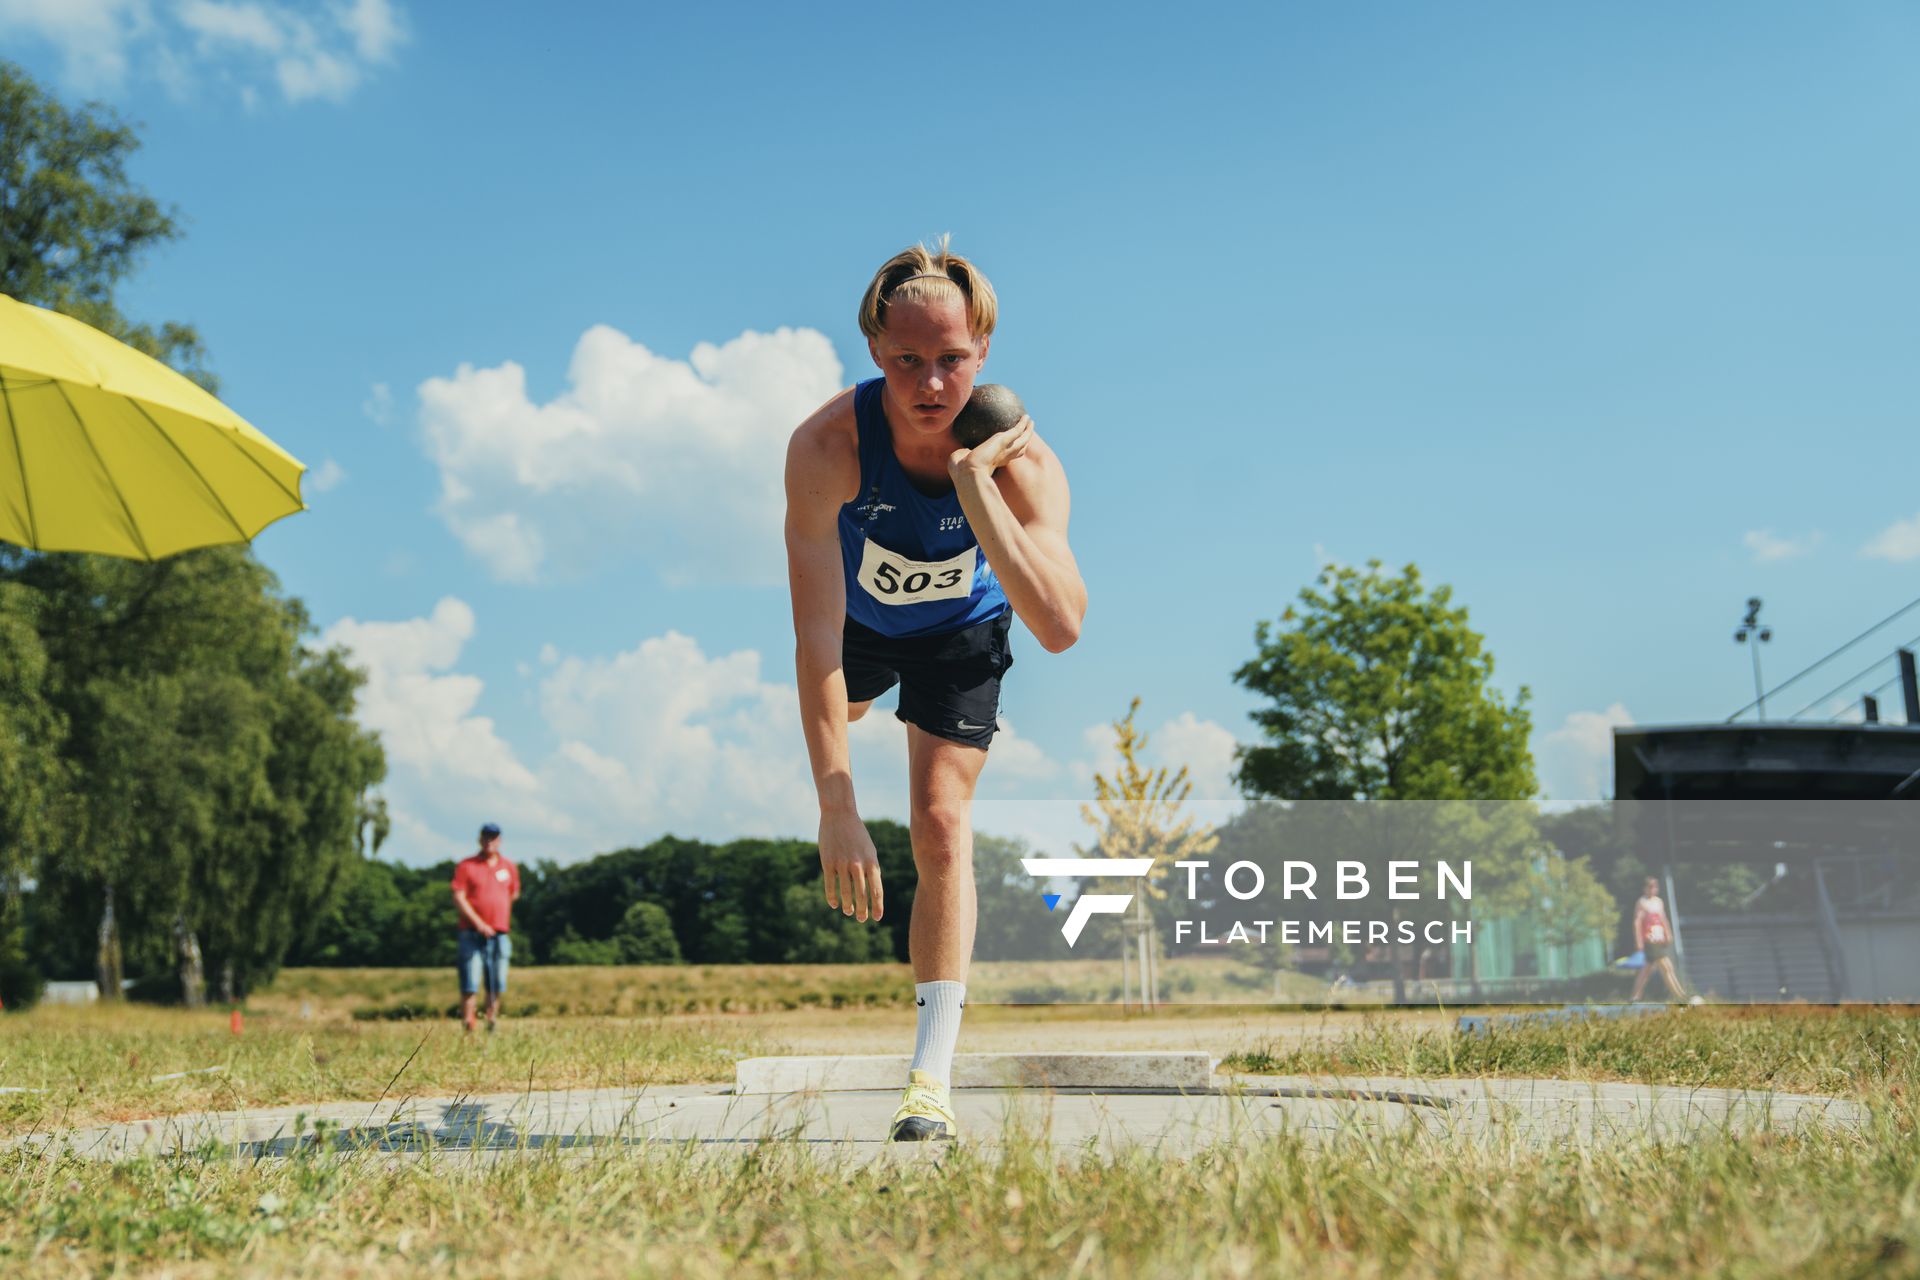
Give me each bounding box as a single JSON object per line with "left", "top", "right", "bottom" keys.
{"left": 1674, "top": 914, "right": 1840, "bottom": 1003}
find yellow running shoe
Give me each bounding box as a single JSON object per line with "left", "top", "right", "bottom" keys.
{"left": 888, "top": 1069, "right": 958, "bottom": 1142}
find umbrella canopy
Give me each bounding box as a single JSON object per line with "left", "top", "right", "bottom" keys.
{"left": 0, "top": 293, "right": 305, "bottom": 559}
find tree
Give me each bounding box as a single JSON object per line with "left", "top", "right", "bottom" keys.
{"left": 776, "top": 885, "right": 894, "bottom": 963}
{"left": 614, "top": 900, "right": 683, "bottom": 965}
{"left": 0, "top": 584, "right": 66, "bottom": 1008}
{"left": 1235, "top": 561, "right": 1536, "bottom": 801}
{"left": 1078, "top": 698, "right": 1218, "bottom": 1007}
{"left": 971, "top": 834, "right": 1059, "bottom": 962}
{"left": 1523, "top": 850, "right": 1620, "bottom": 954}
{"left": 0, "top": 61, "right": 213, "bottom": 386}
{"left": 1235, "top": 561, "right": 1539, "bottom": 999}
{"left": 0, "top": 63, "right": 386, "bottom": 1002}
{"left": 548, "top": 929, "right": 620, "bottom": 966}
{"left": 11, "top": 549, "right": 385, "bottom": 999}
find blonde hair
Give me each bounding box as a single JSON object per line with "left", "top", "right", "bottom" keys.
{"left": 858, "top": 235, "right": 999, "bottom": 340}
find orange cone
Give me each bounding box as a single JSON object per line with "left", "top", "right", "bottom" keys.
{"left": 229, "top": 1006, "right": 242, "bottom": 1035}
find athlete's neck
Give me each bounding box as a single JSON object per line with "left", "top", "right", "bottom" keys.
{"left": 879, "top": 390, "right": 958, "bottom": 495}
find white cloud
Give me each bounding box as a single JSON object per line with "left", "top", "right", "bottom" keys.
{"left": 1070, "top": 708, "right": 1241, "bottom": 828}
{"left": 1744, "top": 528, "right": 1819, "bottom": 564}
{"left": 276, "top": 45, "right": 357, "bottom": 102}
{"left": 1538, "top": 702, "right": 1633, "bottom": 806}
{"left": 320, "top": 596, "right": 1099, "bottom": 863}
{"left": 1, "top": 0, "right": 407, "bottom": 103}
{"left": 0, "top": 0, "right": 147, "bottom": 88}
{"left": 1152, "top": 711, "right": 1242, "bottom": 821}
{"left": 987, "top": 717, "right": 1060, "bottom": 782}
{"left": 1863, "top": 512, "right": 1920, "bottom": 563}
{"left": 306, "top": 458, "right": 346, "bottom": 493}
{"left": 537, "top": 631, "right": 817, "bottom": 839}
{"left": 362, "top": 382, "right": 395, "bottom": 426}
{"left": 322, "top": 597, "right": 537, "bottom": 795}
{"left": 178, "top": 0, "right": 283, "bottom": 52}
{"left": 340, "top": 0, "right": 404, "bottom": 61}
{"left": 446, "top": 510, "right": 544, "bottom": 583}
{"left": 417, "top": 323, "right": 844, "bottom": 585}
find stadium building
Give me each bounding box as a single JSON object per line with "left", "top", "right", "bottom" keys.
{"left": 1611, "top": 631, "right": 1920, "bottom": 1002}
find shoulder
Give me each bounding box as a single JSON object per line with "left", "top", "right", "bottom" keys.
{"left": 994, "top": 432, "right": 1071, "bottom": 521}
{"left": 786, "top": 386, "right": 861, "bottom": 506}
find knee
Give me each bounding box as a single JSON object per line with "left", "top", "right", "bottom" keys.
{"left": 911, "top": 803, "right": 972, "bottom": 876}
{"left": 847, "top": 699, "right": 872, "bottom": 723}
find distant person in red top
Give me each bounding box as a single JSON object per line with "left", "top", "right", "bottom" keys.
{"left": 1630, "top": 876, "right": 1687, "bottom": 1002}
{"left": 452, "top": 822, "right": 519, "bottom": 1032}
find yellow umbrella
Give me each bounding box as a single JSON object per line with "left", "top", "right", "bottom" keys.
{"left": 0, "top": 293, "right": 305, "bottom": 559}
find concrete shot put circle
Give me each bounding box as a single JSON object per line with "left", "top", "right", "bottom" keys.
{"left": 8, "top": 1051, "right": 1868, "bottom": 1166}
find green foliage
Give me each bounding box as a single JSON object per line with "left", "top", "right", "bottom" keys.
{"left": 0, "top": 60, "right": 214, "bottom": 388}
{"left": 0, "top": 62, "right": 384, "bottom": 1003}
{"left": 511, "top": 822, "right": 918, "bottom": 968}
{"left": 283, "top": 820, "right": 942, "bottom": 971}
{"left": 1234, "top": 561, "right": 1535, "bottom": 802}
{"left": 548, "top": 929, "right": 621, "bottom": 966}
{"left": 971, "top": 833, "right": 1061, "bottom": 961}
{"left": 1539, "top": 804, "right": 1786, "bottom": 952}
{"left": 614, "top": 901, "right": 683, "bottom": 965}
{"left": 9, "top": 549, "right": 386, "bottom": 997}
{"left": 1522, "top": 848, "right": 1621, "bottom": 950}
{"left": 287, "top": 859, "right": 456, "bottom": 969}
{"left": 0, "top": 582, "right": 68, "bottom": 960}
{"left": 776, "top": 884, "right": 894, "bottom": 963}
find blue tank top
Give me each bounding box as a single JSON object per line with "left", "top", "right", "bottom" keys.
{"left": 839, "top": 378, "right": 1009, "bottom": 638}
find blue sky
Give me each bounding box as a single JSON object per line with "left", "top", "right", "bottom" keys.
{"left": 6, "top": 2, "right": 1918, "bottom": 864}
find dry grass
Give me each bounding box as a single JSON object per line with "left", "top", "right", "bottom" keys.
{"left": 3, "top": 990, "right": 1915, "bottom": 1276}
{"left": 256, "top": 957, "right": 1332, "bottom": 1022}
{"left": 0, "top": 1004, "right": 759, "bottom": 1139}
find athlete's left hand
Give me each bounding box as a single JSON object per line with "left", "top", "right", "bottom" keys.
{"left": 949, "top": 414, "right": 1034, "bottom": 479}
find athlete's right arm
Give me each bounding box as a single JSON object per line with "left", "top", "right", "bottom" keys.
{"left": 784, "top": 392, "right": 884, "bottom": 923}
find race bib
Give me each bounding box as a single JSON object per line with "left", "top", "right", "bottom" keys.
{"left": 857, "top": 539, "right": 976, "bottom": 605}
{"left": 1647, "top": 924, "right": 1667, "bottom": 943}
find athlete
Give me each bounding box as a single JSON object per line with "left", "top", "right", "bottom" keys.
{"left": 784, "top": 240, "right": 1086, "bottom": 1141}
{"left": 1630, "top": 876, "right": 1688, "bottom": 1001}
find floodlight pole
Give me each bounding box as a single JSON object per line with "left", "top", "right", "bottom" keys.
{"left": 1735, "top": 598, "right": 1773, "bottom": 720}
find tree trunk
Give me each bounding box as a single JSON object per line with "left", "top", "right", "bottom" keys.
{"left": 1390, "top": 906, "right": 1407, "bottom": 1003}
{"left": 218, "top": 959, "right": 236, "bottom": 1006}
{"left": 1467, "top": 909, "right": 1483, "bottom": 1001}
{"left": 1128, "top": 890, "right": 1144, "bottom": 1013}
{"left": 173, "top": 914, "right": 206, "bottom": 1008}
{"left": 95, "top": 883, "right": 122, "bottom": 1000}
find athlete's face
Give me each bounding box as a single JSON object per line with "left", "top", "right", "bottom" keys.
{"left": 868, "top": 294, "right": 988, "bottom": 437}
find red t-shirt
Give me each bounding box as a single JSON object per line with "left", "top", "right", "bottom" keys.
{"left": 451, "top": 853, "right": 519, "bottom": 933}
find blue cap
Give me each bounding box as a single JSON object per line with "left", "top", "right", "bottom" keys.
{"left": 479, "top": 822, "right": 502, "bottom": 840}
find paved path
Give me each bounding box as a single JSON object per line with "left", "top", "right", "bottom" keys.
{"left": 6, "top": 1074, "right": 1867, "bottom": 1165}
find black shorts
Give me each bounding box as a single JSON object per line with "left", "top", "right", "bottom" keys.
{"left": 843, "top": 612, "right": 1014, "bottom": 749}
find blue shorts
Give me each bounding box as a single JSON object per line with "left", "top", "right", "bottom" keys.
{"left": 457, "top": 931, "right": 511, "bottom": 997}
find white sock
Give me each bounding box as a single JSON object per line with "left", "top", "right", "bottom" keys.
{"left": 910, "top": 980, "right": 966, "bottom": 1084}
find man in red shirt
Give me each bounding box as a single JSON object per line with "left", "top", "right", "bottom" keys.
{"left": 451, "top": 822, "right": 520, "bottom": 1032}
